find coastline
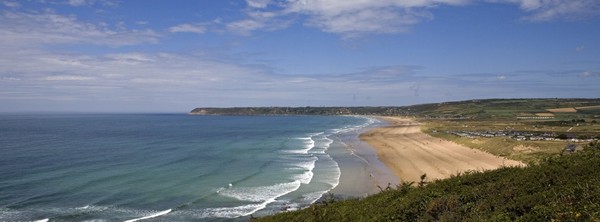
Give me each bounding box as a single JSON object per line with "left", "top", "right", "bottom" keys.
{"left": 327, "top": 117, "right": 399, "bottom": 198}
{"left": 360, "top": 116, "right": 525, "bottom": 184}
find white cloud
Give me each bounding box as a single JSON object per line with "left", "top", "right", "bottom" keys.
{"left": 246, "top": 0, "right": 271, "bottom": 8}
{"left": 226, "top": 19, "right": 266, "bottom": 35}
{"left": 63, "top": 0, "right": 119, "bottom": 7}
{"left": 225, "top": 0, "right": 599, "bottom": 37}
{"left": 489, "top": 0, "right": 600, "bottom": 21}
{"left": 2, "top": 1, "right": 20, "bottom": 7}
{"left": 67, "top": 0, "right": 93, "bottom": 6}
{"left": 226, "top": 11, "right": 289, "bottom": 35}
{"left": 169, "top": 23, "right": 206, "bottom": 34}
{"left": 0, "top": 43, "right": 430, "bottom": 110}
{"left": 236, "top": 0, "right": 469, "bottom": 37}
{"left": 1, "top": 46, "right": 597, "bottom": 111}
{"left": 576, "top": 45, "right": 585, "bottom": 52}
{"left": 222, "top": 0, "right": 475, "bottom": 37}
{"left": 578, "top": 71, "right": 600, "bottom": 78}
{"left": 0, "top": 11, "right": 160, "bottom": 48}
{"left": 45, "top": 75, "right": 96, "bottom": 81}
{"left": 305, "top": 7, "right": 432, "bottom": 37}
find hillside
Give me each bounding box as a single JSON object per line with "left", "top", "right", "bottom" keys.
{"left": 409, "top": 98, "right": 600, "bottom": 119}
{"left": 254, "top": 142, "right": 600, "bottom": 221}
{"left": 189, "top": 98, "right": 600, "bottom": 118}
{"left": 189, "top": 106, "right": 408, "bottom": 116}
{"left": 417, "top": 99, "right": 600, "bottom": 164}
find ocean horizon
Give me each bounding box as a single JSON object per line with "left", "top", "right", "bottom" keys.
{"left": 0, "top": 114, "right": 381, "bottom": 221}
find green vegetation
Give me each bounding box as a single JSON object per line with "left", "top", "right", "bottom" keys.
{"left": 190, "top": 98, "right": 600, "bottom": 119}
{"left": 408, "top": 98, "right": 600, "bottom": 119}
{"left": 420, "top": 119, "right": 600, "bottom": 164}
{"left": 413, "top": 99, "right": 600, "bottom": 164}
{"left": 254, "top": 142, "right": 600, "bottom": 222}
{"left": 189, "top": 106, "right": 409, "bottom": 116}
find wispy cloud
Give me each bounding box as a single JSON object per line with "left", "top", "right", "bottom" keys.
{"left": 226, "top": 0, "right": 468, "bottom": 37}
{"left": 282, "top": 0, "right": 467, "bottom": 37}
{"left": 2, "top": 45, "right": 597, "bottom": 111}
{"left": 224, "top": 0, "right": 599, "bottom": 37}
{"left": 1, "top": 1, "right": 598, "bottom": 112}
{"left": 246, "top": 0, "right": 272, "bottom": 9}
{"left": 226, "top": 10, "right": 290, "bottom": 35}
{"left": 578, "top": 71, "right": 600, "bottom": 78}
{"left": 226, "top": 19, "right": 267, "bottom": 35}
{"left": 66, "top": 0, "right": 94, "bottom": 6}
{"left": 488, "top": 0, "right": 600, "bottom": 21}
{"left": 2, "top": 0, "right": 19, "bottom": 8}
{"left": 169, "top": 23, "right": 206, "bottom": 34}
{"left": 0, "top": 11, "right": 160, "bottom": 48}
{"left": 62, "top": 0, "right": 119, "bottom": 7}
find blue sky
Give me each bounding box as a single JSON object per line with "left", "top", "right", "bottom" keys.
{"left": 0, "top": 0, "right": 599, "bottom": 112}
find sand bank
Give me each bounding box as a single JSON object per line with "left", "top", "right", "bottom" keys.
{"left": 361, "top": 117, "right": 525, "bottom": 184}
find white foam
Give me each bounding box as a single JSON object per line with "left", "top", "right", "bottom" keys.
{"left": 288, "top": 156, "right": 317, "bottom": 171}
{"left": 33, "top": 219, "right": 49, "bottom": 222}
{"left": 285, "top": 156, "right": 317, "bottom": 184}
{"left": 309, "top": 132, "right": 325, "bottom": 137}
{"left": 303, "top": 191, "right": 330, "bottom": 204}
{"left": 283, "top": 136, "right": 316, "bottom": 154}
{"left": 219, "top": 181, "right": 301, "bottom": 202}
{"left": 311, "top": 137, "right": 334, "bottom": 154}
{"left": 202, "top": 181, "right": 302, "bottom": 218}
{"left": 329, "top": 116, "right": 378, "bottom": 136}
{"left": 123, "top": 209, "right": 172, "bottom": 222}
{"left": 294, "top": 170, "right": 314, "bottom": 185}
{"left": 195, "top": 202, "right": 265, "bottom": 218}
{"left": 76, "top": 205, "right": 90, "bottom": 210}
{"left": 319, "top": 155, "right": 342, "bottom": 188}
{"left": 302, "top": 138, "right": 315, "bottom": 153}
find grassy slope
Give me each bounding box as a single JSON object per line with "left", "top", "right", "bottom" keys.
{"left": 420, "top": 121, "right": 572, "bottom": 164}
{"left": 255, "top": 142, "right": 600, "bottom": 222}
{"left": 416, "top": 99, "right": 600, "bottom": 164}
{"left": 408, "top": 98, "right": 600, "bottom": 119}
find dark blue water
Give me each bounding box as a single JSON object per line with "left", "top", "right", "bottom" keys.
{"left": 0, "top": 114, "right": 375, "bottom": 221}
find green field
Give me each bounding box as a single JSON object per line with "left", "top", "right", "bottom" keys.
{"left": 407, "top": 98, "right": 600, "bottom": 119}
{"left": 421, "top": 119, "right": 600, "bottom": 164}
{"left": 413, "top": 99, "right": 600, "bottom": 164}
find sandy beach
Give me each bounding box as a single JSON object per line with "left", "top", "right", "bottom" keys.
{"left": 361, "top": 117, "right": 525, "bottom": 184}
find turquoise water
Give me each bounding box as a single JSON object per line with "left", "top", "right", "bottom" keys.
{"left": 0, "top": 114, "right": 376, "bottom": 221}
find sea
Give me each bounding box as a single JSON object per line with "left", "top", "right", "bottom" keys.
{"left": 0, "top": 114, "right": 380, "bottom": 221}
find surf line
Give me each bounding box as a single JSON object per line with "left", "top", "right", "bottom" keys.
{"left": 123, "top": 209, "right": 172, "bottom": 222}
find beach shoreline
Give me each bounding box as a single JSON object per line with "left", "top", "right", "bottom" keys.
{"left": 360, "top": 116, "right": 525, "bottom": 184}
{"left": 327, "top": 117, "right": 400, "bottom": 198}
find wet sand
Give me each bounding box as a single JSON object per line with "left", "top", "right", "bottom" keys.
{"left": 360, "top": 117, "right": 525, "bottom": 184}
{"left": 328, "top": 120, "right": 400, "bottom": 198}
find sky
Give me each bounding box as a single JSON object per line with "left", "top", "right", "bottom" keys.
{"left": 0, "top": 0, "right": 599, "bottom": 113}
